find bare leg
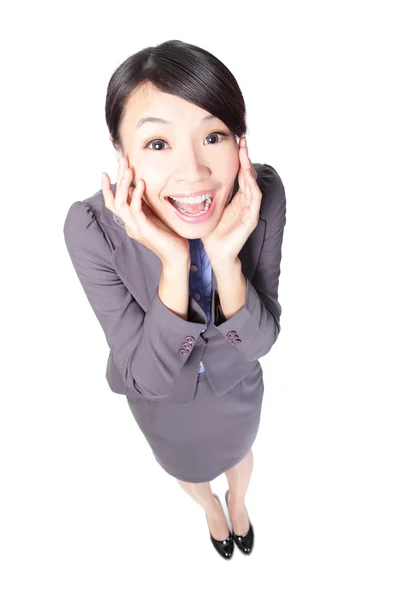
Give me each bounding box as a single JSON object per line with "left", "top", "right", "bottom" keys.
{"left": 176, "top": 479, "right": 230, "bottom": 541}
{"left": 224, "top": 449, "right": 254, "bottom": 536}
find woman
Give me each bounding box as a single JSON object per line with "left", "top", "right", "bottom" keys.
{"left": 63, "top": 39, "right": 287, "bottom": 560}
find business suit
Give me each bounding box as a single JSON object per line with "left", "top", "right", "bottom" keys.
{"left": 63, "top": 162, "right": 286, "bottom": 482}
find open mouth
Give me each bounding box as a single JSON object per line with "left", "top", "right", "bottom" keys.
{"left": 165, "top": 191, "right": 217, "bottom": 222}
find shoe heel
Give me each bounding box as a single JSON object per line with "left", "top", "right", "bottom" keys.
{"left": 206, "top": 493, "right": 234, "bottom": 560}
{"left": 225, "top": 489, "right": 255, "bottom": 555}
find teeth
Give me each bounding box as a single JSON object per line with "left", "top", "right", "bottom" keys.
{"left": 170, "top": 193, "right": 212, "bottom": 205}
{"left": 172, "top": 196, "right": 212, "bottom": 216}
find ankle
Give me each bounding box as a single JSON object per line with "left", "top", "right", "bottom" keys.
{"left": 206, "top": 496, "right": 222, "bottom": 519}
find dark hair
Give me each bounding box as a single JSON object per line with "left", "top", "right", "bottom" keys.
{"left": 105, "top": 40, "right": 247, "bottom": 154}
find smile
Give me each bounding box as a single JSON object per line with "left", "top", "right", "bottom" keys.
{"left": 165, "top": 191, "right": 218, "bottom": 223}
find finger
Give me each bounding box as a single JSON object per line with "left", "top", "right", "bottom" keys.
{"left": 250, "top": 161, "right": 257, "bottom": 179}
{"left": 243, "top": 171, "right": 252, "bottom": 206}
{"left": 239, "top": 149, "right": 257, "bottom": 185}
{"left": 238, "top": 158, "right": 253, "bottom": 195}
{"left": 101, "top": 171, "right": 117, "bottom": 212}
{"left": 114, "top": 166, "right": 133, "bottom": 215}
{"left": 238, "top": 167, "right": 245, "bottom": 195}
{"left": 117, "top": 155, "right": 127, "bottom": 193}
{"left": 117, "top": 156, "right": 135, "bottom": 196}
{"left": 244, "top": 168, "right": 262, "bottom": 215}
{"left": 244, "top": 167, "right": 257, "bottom": 189}
{"left": 239, "top": 138, "right": 257, "bottom": 178}
{"left": 118, "top": 179, "right": 145, "bottom": 231}
{"left": 239, "top": 143, "right": 253, "bottom": 173}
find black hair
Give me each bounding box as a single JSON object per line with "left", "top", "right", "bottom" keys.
{"left": 105, "top": 39, "right": 247, "bottom": 154}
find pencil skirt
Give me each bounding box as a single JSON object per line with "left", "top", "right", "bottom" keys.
{"left": 125, "top": 362, "right": 264, "bottom": 483}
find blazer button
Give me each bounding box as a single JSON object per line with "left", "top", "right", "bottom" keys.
{"left": 179, "top": 348, "right": 190, "bottom": 355}
{"left": 185, "top": 336, "right": 195, "bottom": 345}
{"left": 226, "top": 330, "right": 241, "bottom": 344}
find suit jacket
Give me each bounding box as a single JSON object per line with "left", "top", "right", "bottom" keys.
{"left": 63, "top": 162, "right": 287, "bottom": 406}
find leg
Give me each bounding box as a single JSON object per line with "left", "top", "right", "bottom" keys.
{"left": 224, "top": 449, "right": 254, "bottom": 536}
{"left": 176, "top": 478, "right": 230, "bottom": 541}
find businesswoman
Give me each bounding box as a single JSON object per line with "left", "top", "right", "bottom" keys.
{"left": 63, "top": 39, "right": 286, "bottom": 560}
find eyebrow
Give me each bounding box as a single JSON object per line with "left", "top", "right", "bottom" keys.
{"left": 136, "top": 114, "right": 218, "bottom": 129}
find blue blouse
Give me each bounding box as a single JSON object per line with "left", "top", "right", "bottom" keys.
{"left": 188, "top": 238, "right": 212, "bottom": 374}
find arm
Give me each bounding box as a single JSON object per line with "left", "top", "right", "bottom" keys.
{"left": 158, "top": 260, "right": 191, "bottom": 321}
{"left": 63, "top": 201, "right": 206, "bottom": 398}
{"left": 212, "top": 164, "right": 287, "bottom": 362}
{"left": 212, "top": 258, "right": 246, "bottom": 320}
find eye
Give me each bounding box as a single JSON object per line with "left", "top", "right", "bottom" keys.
{"left": 144, "top": 138, "right": 170, "bottom": 151}
{"left": 143, "top": 131, "right": 229, "bottom": 151}
{"left": 204, "top": 131, "right": 228, "bottom": 145}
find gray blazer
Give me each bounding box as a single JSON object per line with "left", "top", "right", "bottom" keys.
{"left": 63, "top": 162, "right": 286, "bottom": 406}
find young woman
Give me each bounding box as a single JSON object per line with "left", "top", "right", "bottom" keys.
{"left": 63, "top": 39, "right": 287, "bottom": 560}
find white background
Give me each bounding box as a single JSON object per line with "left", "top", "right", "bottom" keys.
{"left": 1, "top": 0, "right": 399, "bottom": 598}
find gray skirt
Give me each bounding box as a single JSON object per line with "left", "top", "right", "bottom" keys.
{"left": 126, "top": 362, "right": 264, "bottom": 483}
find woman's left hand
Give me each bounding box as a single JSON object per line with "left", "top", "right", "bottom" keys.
{"left": 201, "top": 136, "right": 262, "bottom": 263}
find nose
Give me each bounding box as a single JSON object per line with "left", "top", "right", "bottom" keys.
{"left": 173, "top": 146, "right": 211, "bottom": 184}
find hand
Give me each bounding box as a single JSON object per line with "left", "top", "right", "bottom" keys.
{"left": 201, "top": 136, "right": 262, "bottom": 263}
{"left": 102, "top": 157, "right": 190, "bottom": 266}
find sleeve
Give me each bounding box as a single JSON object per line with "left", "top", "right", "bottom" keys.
{"left": 212, "top": 164, "right": 287, "bottom": 362}
{"left": 63, "top": 201, "right": 206, "bottom": 398}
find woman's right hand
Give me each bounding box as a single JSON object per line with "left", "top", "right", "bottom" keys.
{"left": 101, "top": 157, "right": 190, "bottom": 267}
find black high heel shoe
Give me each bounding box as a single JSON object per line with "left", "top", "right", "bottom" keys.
{"left": 205, "top": 493, "right": 234, "bottom": 560}
{"left": 225, "top": 489, "right": 254, "bottom": 555}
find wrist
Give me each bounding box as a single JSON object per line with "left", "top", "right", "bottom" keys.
{"left": 211, "top": 256, "right": 241, "bottom": 275}
{"left": 162, "top": 257, "right": 191, "bottom": 275}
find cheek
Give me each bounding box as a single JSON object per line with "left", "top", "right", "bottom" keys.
{"left": 224, "top": 148, "right": 240, "bottom": 179}
{"left": 223, "top": 153, "right": 240, "bottom": 190}
{"left": 134, "top": 168, "right": 164, "bottom": 203}
{"left": 143, "top": 189, "right": 162, "bottom": 212}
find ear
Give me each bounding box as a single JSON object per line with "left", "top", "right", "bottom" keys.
{"left": 109, "top": 136, "right": 119, "bottom": 159}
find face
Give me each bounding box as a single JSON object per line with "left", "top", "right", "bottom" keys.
{"left": 113, "top": 83, "right": 240, "bottom": 239}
